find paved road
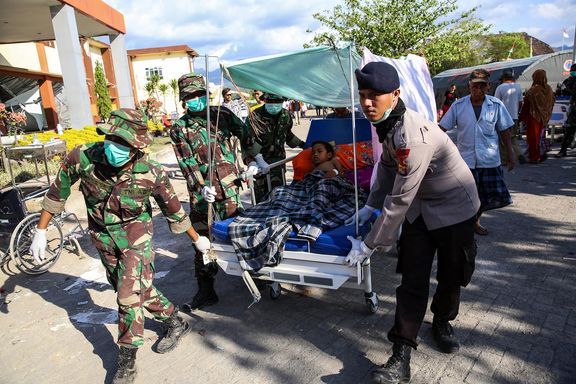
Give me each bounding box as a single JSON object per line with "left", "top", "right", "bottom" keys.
{"left": 1, "top": 119, "right": 575, "bottom": 383}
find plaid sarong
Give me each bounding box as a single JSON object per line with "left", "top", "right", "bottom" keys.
{"left": 471, "top": 166, "right": 512, "bottom": 213}
{"left": 229, "top": 170, "right": 366, "bottom": 271}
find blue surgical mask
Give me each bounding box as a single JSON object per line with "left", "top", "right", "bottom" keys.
{"left": 104, "top": 140, "right": 132, "bottom": 167}
{"left": 571, "top": 71, "right": 576, "bottom": 77}
{"left": 371, "top": 96, "right": 396, "bottom": 124}
{"left": 265, "top": 103, "right": 283, "bottom": 115}
{"left": 186, "top": 96, "right": 207, "bottom": 112}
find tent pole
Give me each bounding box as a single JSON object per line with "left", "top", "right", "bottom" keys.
{"left": 572, "top": 24, "right": 576, "bottom": 63}
{"left": 205, "top": 54, "right": 212, "bottom": 185}
{"left": 349, "top": 42, "right": 360, "bottom": 237}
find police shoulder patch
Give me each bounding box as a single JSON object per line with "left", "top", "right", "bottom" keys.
{"left": 396, "top": 147, "right": 410, "bottom": 176}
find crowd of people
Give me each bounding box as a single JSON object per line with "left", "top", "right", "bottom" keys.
{"left": 25, "top": 60, "right": 576, "bottom": 384}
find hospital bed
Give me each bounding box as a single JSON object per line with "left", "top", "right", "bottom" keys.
{"left": 210, "top": 118, "right": 381, "bottom": 313}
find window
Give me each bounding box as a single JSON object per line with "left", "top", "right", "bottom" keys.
{"left": 145, "top": 67, "right": 163, "bottom": 80}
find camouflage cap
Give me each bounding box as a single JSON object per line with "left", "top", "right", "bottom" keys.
{"left": 260, "top": 92, "right": 286, "bottom": 103}
{"left": 96, "top": 108, "right": 152, "bottom": 149}
{"left": 178, "top": 73, "right": 206, "bottom": 101}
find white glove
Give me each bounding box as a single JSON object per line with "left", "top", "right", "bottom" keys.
{"left": 193, "top": 235, "right": 211, "bottom": 254}
{"left": 245, "top": 162, "right": 260, "bottom": 178}
{"left": 201, "top": 185, "right": 217, "bottom": 203}
{"left": 345, "top": 236, "right": 374, "bottom": 266}
{"left": 254, "top": 154, "right": 270, "bottom": 175}
{"left": 344, "top": 205, "right": 376, "bottom": 225}
{"left": 30, "top": 228, "right": 47, "bottom": 263}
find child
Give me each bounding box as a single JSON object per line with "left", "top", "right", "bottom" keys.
{"left": 311, "top": 140, "right": 342, "bottom": 179}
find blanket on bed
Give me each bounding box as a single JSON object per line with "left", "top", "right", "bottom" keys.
{"left": 229, "top": 170, "right": 366, "bottom": 271}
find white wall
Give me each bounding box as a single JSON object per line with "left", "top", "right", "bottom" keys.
{"left": 131, "top": 52, "right": 194, "bottom": 115}
{"left": 0, "top": 43, "right": 41, "bottom": 70}
{"left": 87, "top": 43, "right": 105, "bottom": 76}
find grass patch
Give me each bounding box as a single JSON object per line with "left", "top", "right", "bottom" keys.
{"left": 0, "top": 159, "right": 61, "bottom": 189}
{"left": 149, "top": 136, "right": 172, "bottom": 153}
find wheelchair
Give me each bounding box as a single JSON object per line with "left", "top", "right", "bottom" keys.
{"left": 0, "top": 186, "right": 86, "bottom": 275}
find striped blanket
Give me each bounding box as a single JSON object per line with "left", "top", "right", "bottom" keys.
{"left": 229, "top": 170, "right": 366, "bottom": 271}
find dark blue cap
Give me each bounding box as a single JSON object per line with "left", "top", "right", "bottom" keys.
{"left": 355, "top": 62, "right": 400, "bottom": 93}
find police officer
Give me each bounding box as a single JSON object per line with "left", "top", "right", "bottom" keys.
{"left": 243, "top": 92, "right": 305, "bottom": 202}
{"left": 556, "top": 63, "right": 576, "bottom": 157}
{"left": 344, "top": 63, "right": 480, "bottom": 384}
{"left": 170, "top": 73, "right": 250, "bottom": 312}
{"left": 29, "top": 108, "right": 210, "bottom": 384}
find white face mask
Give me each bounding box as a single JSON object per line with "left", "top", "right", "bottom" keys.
{"left": 372, "top": 96, "right": 395, "bottom": 124}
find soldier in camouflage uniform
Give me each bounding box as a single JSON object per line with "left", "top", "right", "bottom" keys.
{"left": 170, "top": 73, "right": 248, "bottom": 312}
{"left": 29, "top": 109, "right": 211, "bottom": 384}
{"left": 243, "top": 92, "right": 305, "bottom": 203}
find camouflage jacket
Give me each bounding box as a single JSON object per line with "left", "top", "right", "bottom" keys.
{"left": 42, "top": 142, "right": 191, "bottom": 234}
{"left": 244, "top": 107, "right": 304, "bottom": 164}
{"left": 170, "top": 106, "right": 247, "bottom": 201}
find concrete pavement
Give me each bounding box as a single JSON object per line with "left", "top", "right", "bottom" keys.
{"left": 1, "top": 117, "right": 575, "bottom": 383}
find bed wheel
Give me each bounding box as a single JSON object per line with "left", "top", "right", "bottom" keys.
{"left": 269, "top": 282, "right": 281, "bottom": 300}
{"left": 365, "top": 292, "right": 379, "bottom": 314}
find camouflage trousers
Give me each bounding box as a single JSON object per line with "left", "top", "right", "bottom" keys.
{"left": 90, "top": 228, "right": 174, "bottom": 348}
{"left": 253, "top": 167, "right": 285, "bottom": 203}
{"left": 190, "top": 194, "right": 242, "bottom": 278}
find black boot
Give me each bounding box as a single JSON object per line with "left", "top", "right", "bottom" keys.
{"left": 555, "top": 149, "right": 567, "bottom": 158}
{"left": 372, "top": 343, "right": 411, "bottom": 384}
{"left": 432, "top": 318, "right": 460, "bottom": 353}
{"left": 112, "top": 346, "right": 137, "bottom": 384}
{"left": 156, "top": 309, "right": 190, "bottom": 354}
{"left": 182, "top": 277, "right": 219, "bottom": 312}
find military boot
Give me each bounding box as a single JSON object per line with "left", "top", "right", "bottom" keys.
{"left": 372, "top": 343, "right": 411, "bottom": 384}
{"left": 112, "top": 346, "right": 137, "bottom": 384}
{"left": 432, "top": 318, "right": 460, "bottom": 353}
{"left": 156, "top": 309, "right": 190, "bottom": 354}
{"left": 182, "top": 277, "right": 219, "bottom": 313}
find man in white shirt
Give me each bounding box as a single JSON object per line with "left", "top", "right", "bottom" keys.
{"left": 494, "top": 70, "right": 525, "bottom": 164}
{"left": 440, "top": 69, "right": 515, "bottom": 236}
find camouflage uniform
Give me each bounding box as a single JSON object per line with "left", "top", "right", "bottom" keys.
{"left": 171, "top": 73, "right": 247, "bottom": 279}
{"left": 244, "top": 99, "right": 305, "bottom": 202}
{"left": 41, "top": 109, "right": 191, "bottom": 348}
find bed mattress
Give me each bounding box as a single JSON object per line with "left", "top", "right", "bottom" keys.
{"left": 212, "top": 217, "right": 374, "bottom": 256}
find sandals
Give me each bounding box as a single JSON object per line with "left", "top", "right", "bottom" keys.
{"left": 474, "top": 224, "right": 489, "bottom": 236}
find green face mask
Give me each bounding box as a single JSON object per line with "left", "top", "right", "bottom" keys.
{"left": 186, "top": 96, "right": 207, "bottom": 112}
{"left": 104, "top": 140, "right": 132, "bottom": 167}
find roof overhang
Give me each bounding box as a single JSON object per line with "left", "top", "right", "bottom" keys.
{"left": 0, "top": 0, "right": 126, "bottom": 44}
{"left": 128, "top": 45, "right": 199, "bottom": 59}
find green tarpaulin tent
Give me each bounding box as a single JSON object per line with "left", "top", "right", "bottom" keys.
{"left": 221, "top": 44, "right": 361, "bottom": 108}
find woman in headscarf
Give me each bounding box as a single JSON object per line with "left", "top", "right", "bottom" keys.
{"left": 520, "top": 69, "right": 555, "bottom": 163}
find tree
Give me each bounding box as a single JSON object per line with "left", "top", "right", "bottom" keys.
{"left": 480, "top": 32, "right": 530, "bottom": 62}
{"left": 94, "top": 61, "right": 112, "bottom": 121}
{"left": 169, "top": 78, "right": 179, "bottom": 114}
{"left": 158, "top": 83, "right": 169, "bottom": 113}
{"left": 307, "top": 0, "right": 491, "bottom": 75}
{"left": 144, "top": 73, "right": 161, "bottom": 101}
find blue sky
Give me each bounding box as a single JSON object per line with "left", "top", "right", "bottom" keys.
{"left": 105, "top": 0, "right": 576, "bottom": 63}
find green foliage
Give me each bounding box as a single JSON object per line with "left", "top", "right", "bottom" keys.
{"left": 169, "top": 79, "right": 179, "bottom": 114}
{"left": 158, "top": 83, "right": 169, "bottom": 113}
{"left": 480, "top": 33, "right": 530, "bottom": 62}
{"left": 94, "top": 61, "right": 112, "bottom": 121}
{"left": 145, "top": 73, "right": 161, "bottom": 100}
{"left": 307, "top": 0, "right": 491, "bottom": 75}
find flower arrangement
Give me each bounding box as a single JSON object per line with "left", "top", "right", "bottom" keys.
{"left": 139, "top": 98, "right": 162, "bottom": 120}
{"left": 17, "top": 126, "right": 103, "bottom": 150}
{"left": 0, "top": 102, "right": 27, "bottom": 136}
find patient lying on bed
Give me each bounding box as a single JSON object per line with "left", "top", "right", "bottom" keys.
{"left": 228, "top": 156, "right": 366, "bottom": 271}
{"left": 311, "top": 140, "right": 342, "bottom": 179}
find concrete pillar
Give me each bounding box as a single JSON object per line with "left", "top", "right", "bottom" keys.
{"left": 50, "top": 5, "right": 93, "bottom": 128}
{"left": 109, "top": 33, "right": 135, "bottom": 109}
